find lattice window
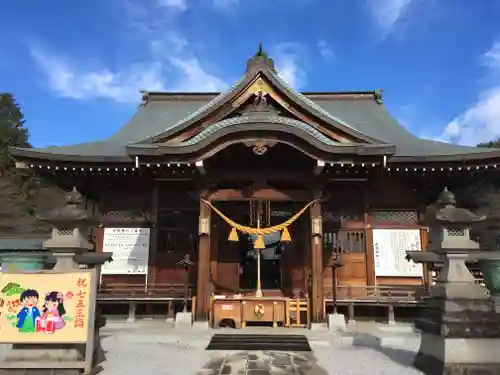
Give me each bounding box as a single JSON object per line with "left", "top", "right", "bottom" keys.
{"left": 158, "top": 231, "right": 196, "bottom": 255}
{"left": 322, "top": 211, "right": 363, "bottom": 223}
{"left": 158, "top": 211, "right": 198, "bottom": 229}
{"left": 323, "top": 230, "right": 366, "bottom": 253}
{"left": 103, "top": 210, "right": 151, "bottom": 223}
{"left": 447, "top": 228, "right": 466, "bottom": 237}
{"left": 372, "top": 211, "right": 418, "bottom": 225}
{"left": 56, "top": 228, "right": 73, "bottom": 236}
{"left": 271, "top": 210, "right": 292, "bottom": 218}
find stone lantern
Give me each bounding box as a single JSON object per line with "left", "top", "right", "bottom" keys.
{"left": 40, "top": 187, "right": 112, "bottom": 368}
{"left": 406, "top": 187, "right": 500, "bottom": 375}
{"left": 39, "top": 187, "right": 111, "bottom": 270}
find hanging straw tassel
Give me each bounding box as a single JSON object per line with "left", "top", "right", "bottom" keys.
{"left": 280, "top": 227, "right": 291, "bottom": 242}
{"left": 228, "top": 227, "right": 239, "bottom": 242}
{"left": 254, "top": 234, "right": 266, "bottom": 249}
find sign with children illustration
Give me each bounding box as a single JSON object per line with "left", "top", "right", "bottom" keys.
{"left": 0, "top": 271, "right": 93, "bottom": 343}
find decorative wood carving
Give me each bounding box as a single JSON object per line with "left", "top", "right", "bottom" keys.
{"left": 240, "top": 88, "right": 280, "bottom": 117}
{"left": 242, "top": 139, "right": 277, "bottom": 155}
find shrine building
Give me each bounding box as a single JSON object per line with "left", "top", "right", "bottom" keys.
{"left": 8, "top": 46, "right": 499, "bottom": 327}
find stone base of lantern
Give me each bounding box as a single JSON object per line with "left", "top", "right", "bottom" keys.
{"left": 414, "top": 340, "right": 500, "bottom": 375}
{"left": 413, "top": 297, "right": 500, "bottom": 375}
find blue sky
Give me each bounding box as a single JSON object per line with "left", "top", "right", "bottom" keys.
{"left": 1, "top": 0, "right": 500, "bottom": 148}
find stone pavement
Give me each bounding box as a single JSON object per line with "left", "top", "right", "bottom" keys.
{"left": 198, "top": 351, "right": 325, "bottom": 375}
{"left": 0, "top": 321, "right": 425, "bottom": 375}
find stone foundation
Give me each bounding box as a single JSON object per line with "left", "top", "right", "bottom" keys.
{"left": 413, "top": 297, "right": 500, "bottom": 375}
{"left": 414, "top": 351, "right": 500, "bottom": 375}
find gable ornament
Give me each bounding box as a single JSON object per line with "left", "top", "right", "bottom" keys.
{"left": 243, "top": 139, "right": 277, "bottom": 156}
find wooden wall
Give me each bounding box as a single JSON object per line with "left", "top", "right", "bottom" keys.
{"left": 93, "top": 177, "right": 429, "bottom": 291}
{"left": 321, "top": 179, "right": 426, "bottom": 291}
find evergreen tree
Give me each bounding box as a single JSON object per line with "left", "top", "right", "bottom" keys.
{"left": 477, "top": 139, "right": 500, "bottom": 148}
{"left": 0, "top": 93, "right": 30, "bottom": 172}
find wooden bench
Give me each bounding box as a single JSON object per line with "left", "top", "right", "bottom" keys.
{"left": 323, "top": 285, "right": 427, "bottom": 323}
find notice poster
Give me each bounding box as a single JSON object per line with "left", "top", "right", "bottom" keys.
{"left": 372, "top": 229, "right": 423, "bottom": 277}
{"left": 0, "top": 272, "right": 93, "bottom": 343}
{"left": 101, "top": 228, "right": 150, "bottom": 275}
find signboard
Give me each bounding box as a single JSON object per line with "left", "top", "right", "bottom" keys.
{"left": 101, "top": 228, "right": 150, "bottom": 275}
{"left": 372, "top": 229, "right": 423, "bottom": 277}
{"left": 0, "top": 271, "right": 93, "bottom": 343}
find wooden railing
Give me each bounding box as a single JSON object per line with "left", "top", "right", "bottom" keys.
{"left": 286, "top": 299, "right": 310, "bottom": 328}
{"left": 323, "top": 229, "right": 366, "bottom": 253}
{"left": 324, "top": 285, "right": 427, "bottom": 304}
{"left": 98, "top": 283, "right": 195, "bottom": 300}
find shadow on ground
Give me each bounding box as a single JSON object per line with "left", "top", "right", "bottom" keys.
{"left": 200, "top": 351, "right": 329, "bottom": 375}
{"left": 91, "top": 335, "right": 108, "bottom": 375}
{"left": 351, "top": 333, "right": 417, "bottom": 368}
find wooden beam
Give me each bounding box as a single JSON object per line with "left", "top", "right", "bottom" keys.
{"left": 363, "top": 185, "right": 376, "bottom": 286}
{"left": 147, "top": 183, "right": 159, "bottom": 286}
{"left": 195, "top": 160, "right": 206, "bottom": 175}
{"left": 314, "top": 160, "right": 325, "bottom": 176}
{"left": 309, "top": 197, "right": 324, "bottom": 323}
{"left": 208, "top": 188, "right": 310, "bottom": 201}
{"left": 195, "top": 195, "right": 211, "bottom": 321}
{"left": 205, "top": 169, "right": 314, "bottom": 182}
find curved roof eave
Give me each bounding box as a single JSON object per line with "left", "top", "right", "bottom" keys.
{"left": 390, "top": 150, "right": 500, "bottom": 163}
{"left": 127, "top": 122, "right": 395, "bottom": 157}
{"left": 8, "top": 146, "right": 134, "bottom": 163}
{"left": 139, "top": 68, "right": 385, "bottom": 145}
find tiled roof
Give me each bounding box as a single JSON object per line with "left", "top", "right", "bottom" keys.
{"left": 10, "top": 94, "right": 499, "bottom": 161}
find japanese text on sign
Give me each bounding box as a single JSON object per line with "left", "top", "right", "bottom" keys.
{"left": 74, "top": 277, "right": 87, "bottom": 329}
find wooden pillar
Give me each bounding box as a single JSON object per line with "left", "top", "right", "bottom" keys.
{"left": 364, "top": 186, "right": 376, "bottom": 286}
{"left": 310, "top": 199, "right": 324, "bottom": 323}
{"left": 195, "top": 196, "right": 211, "bottom": 321}
{"left": 147, "top": 183, "right": 159, "bottom": 286}
{"left": 210, "top": 218, "right": 219, "bottom": 292}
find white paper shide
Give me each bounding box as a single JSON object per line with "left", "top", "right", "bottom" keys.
{"left": 372, "top": 229, "right": 423, "bottom": 277}
{"left": 101, "top": 228, "right": 150, "bottom": 275}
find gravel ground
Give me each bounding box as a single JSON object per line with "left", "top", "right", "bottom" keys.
{"left": 97, "top": 323, "right": 425, "bottom": 375}
{"left": 0, "top": 322, "right": 426, "bottom": 375}
{"left": 99, "top": 332, "right": 212, "bottom": 375}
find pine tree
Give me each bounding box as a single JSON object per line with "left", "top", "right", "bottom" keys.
{"left": 0, "top": 93, "right": 30, "bottom": 172}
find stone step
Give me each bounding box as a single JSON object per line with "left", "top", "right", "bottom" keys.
{"left": 206, "top": 334, "right": 312, "bottom": 351}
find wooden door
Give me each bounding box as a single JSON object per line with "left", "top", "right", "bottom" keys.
{"left": 337, "top": 253, "right": 367, "bottom": 285}
{"left": 324, "top": 229, "right": 368, "bottom": 299}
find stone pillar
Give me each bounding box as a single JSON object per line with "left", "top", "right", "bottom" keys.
{"left": 195, "top": 196, "right": 211, "bottom": 321}
{"left": 406, "top": 187, "right": 500, "bottom": 375}
{"left": 387, "top": 304, "right": 395, "bottom": 325}
{"left": 310, "top": 200, "right": 324, "bottom": 324}
{"left": 127, "top": 302, "right": 137, "bottom": 323}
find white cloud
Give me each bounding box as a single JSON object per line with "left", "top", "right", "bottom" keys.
{"left": 157, "top": 0, "right": 188, "bottom": 11}
{"left": 366, "top": 0, "right": 414, "bottom": 39}
{"left": 30, "top": 48, "right": 166, "bottom": 103}
{"left": 482, "top": 41, "right": 500, "bottom": 70}
{"left": 169, "top": 57, "right": 227, "bottom": 92}
{"left": 317, "top": 40, "right": 335, "bottom": 61}
{"left": 30, "top": 2, "right": 230, "bottom": 101}
{"left": 272, "top": 43, "right": 307, "bottom": 89}
{"left": 437, "top": 41, "right": 500, "bottom": 146}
